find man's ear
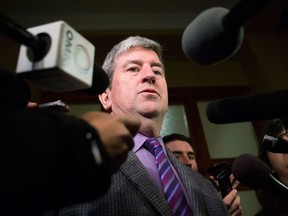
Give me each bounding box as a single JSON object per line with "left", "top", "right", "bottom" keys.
{"left": 98, "top": 90, "right": 112, "bottom": 112}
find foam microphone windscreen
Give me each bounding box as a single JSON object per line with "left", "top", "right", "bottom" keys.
{"left": 181, "top": 7, "right": 244, "bottom": 65}
{"left": 232, "top": 153, "right": 271, "bottom": 189}
{"left": 0, "top": 68, "right": 30, "bottom": 111}
{"left": 206, "top": 89, "right": 288, "bottom": 124}
{"left": 182, "top": 0, "right": 273, "bottom": 65}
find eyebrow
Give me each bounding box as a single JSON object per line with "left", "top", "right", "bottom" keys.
{"left": 123, "top": 60, "right": 164, "bottom": 69}
{"left": 172, "top": 150, "right": 195, "bottom": 156}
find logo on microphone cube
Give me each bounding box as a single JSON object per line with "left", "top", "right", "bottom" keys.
{"left": 16, "top": 21, "right": 95, "bottom": 92}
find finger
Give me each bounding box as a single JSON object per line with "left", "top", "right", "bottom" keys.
{"left": 232, "top": 180, "right": 240, "bottom": 189}
{"left": 109, "top": 138, "right": 132, "bottom": 173}
{"left": 231, "top": 206, "right": 242, "bottom": 216}
{"left": 110, "top": 150, "right": 129, "bottom": 173}
{"left": 227, "top": 192, "right": 241, "bottom": 215}
{"left": 119, "top": 115, "right": 141, "bottom": 136}
{"left": 229, "top": 174, "right": 235, "bottom": 182}
{"left": 229, "top": 174, "right": 240, "bottom": 189}
{"left": 229, "top": 196, "right": 240, "bottom": 214}
{"left": 119, "top": 132, "right": 135, "bottom": 151}
{"left": 26, "top": 102, "right": 38, "bottom": 109}
{"left": 223, "top": 189, "right": 237, "bottom": 206}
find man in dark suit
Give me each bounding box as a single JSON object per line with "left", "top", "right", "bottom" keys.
{"left": 47, "top": 36, "right": 229, "bottom": 215}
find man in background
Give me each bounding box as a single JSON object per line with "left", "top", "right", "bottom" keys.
{"left": 163, "top": 133, "right": 242, "bottom": 216}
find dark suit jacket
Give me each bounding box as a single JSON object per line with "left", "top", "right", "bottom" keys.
{"left": 47, "top": 147, "right": 229, "bottom": 215}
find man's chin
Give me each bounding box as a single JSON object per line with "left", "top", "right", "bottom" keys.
{"left": 138, "top": 108, "right": 165, "bottom": 119}
{"left": 141, "top": 111, "right": 158, "bottom": 119}
{"left": 137, "top": 101, "right": 167, "bottom": 117}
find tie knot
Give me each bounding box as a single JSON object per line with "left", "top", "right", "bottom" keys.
{"left": 144, "top": 138, "right": 161, "bottom": 154}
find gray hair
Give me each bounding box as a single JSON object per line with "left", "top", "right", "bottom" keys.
{"left": 102, "top": 36, "right": 164, "bottom": 86}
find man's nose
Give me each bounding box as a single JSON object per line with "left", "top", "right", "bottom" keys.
{"left": 142, "top": 67, "right": 156, "bottom": 84}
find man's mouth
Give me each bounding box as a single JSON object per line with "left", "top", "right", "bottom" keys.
{"left": 140, "top": 89, "right": 159, "bottom": 96}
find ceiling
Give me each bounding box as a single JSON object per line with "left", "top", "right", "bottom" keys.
{"left": 1, "top": 0, "right": 241, "bottom": 31}
{"left": 1, "top": 0, "right": 288, "bottom": 62}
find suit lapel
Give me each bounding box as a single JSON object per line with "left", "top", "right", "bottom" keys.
{"left": 120, "top": 151, "right": 173, "bottom": 215}
{"left": 166, "top": 149, "right": 198, "bottom": 210}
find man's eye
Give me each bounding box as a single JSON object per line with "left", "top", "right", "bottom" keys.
{"left": 153, "top": 70, "right": 163, "bottom": 76}
{"left": 173, "top": 153, "right": 181, "bottom": 159}
{"left": 130, "top": 68, "right": 137, "bottom": 72}
{"left": 188, "top": 155, "right": 196, "bottom": 160}
{"left": 128, "top": 67, "right": 138, "bottom": 72}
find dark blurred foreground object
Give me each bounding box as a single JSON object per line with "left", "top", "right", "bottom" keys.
{"left": 0, "top": 69, "right": 111, "bottom": 216}
{"left": 0, "top": 68, "right": 31, "bottom": 111}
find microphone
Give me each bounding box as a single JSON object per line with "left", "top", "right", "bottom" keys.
{"left": 232, "top": 154, "right": 288, "bottom": 198}
{"left": 206, "top": 89, "right": 288, "bottom": 124}
{"left": 182, "top": 0, "right": 272, "bottom": 65}
{"left": 82, "top": 63, "right": 109, "bottom": 95}
{"left": 262, "top": 135, "right": 288, "bottom": 153}
{"left": 0, "top": 13, "right": 108, "bottom": 93}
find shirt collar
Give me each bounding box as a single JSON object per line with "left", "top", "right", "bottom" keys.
{"left": 133, "top": 133, "right": 164, "bottom": 153}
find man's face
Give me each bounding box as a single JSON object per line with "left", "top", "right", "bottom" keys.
{"left": 101, "top": 46, "right": 168, "bottom": 120}
{"left": 166, "top": 140, "right": 198, "bottom": 171}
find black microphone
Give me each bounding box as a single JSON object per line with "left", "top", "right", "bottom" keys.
{"left": 232, "top": 154, "right": 288, "bottom": 198}
{"left": 206, "top": 89, "right": 288, "bottom": 124}
{"left": 182, "top": 0, "right": 272, "bottom": 65}
{"left": 82, "top": 63, "right": 109, "bottom": 95}
{"left": 0, "top": 13, "right": 50, "bottom": 62}
{"left": 262, "top": 135, "right": 288, "bottom": 153}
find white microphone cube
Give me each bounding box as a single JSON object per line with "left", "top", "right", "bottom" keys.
{"left": 16, "top": 20, "right": 95, "bottom": 92}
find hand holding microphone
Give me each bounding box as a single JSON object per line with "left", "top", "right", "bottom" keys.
{"left": 80, "top": 112, "right": 141, "bottom": 173}
{"left": 208, "top": 162, "right": 242, "bottom": 215}
{"left": 208, "top": 161, "right": 233, "bottom": 198}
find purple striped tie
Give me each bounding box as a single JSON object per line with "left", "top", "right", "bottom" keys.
{"left": 144, "top": 138, "right": 193, "bottom": 216}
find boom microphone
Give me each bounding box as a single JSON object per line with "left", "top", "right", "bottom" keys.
{"left": 206, "top": 89, "right": 288, "bottom": 124}
{"left": 0, "top": 13, "right": 108, "bottom": 93}
{"left": 262, "top": 135, "right": 288, "bottom": 153}
{"left": 182, "top": 0, "right": 272, "bottom": 65}
{"left": 232, "top": 154, "right": 288, "bottom": 198}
